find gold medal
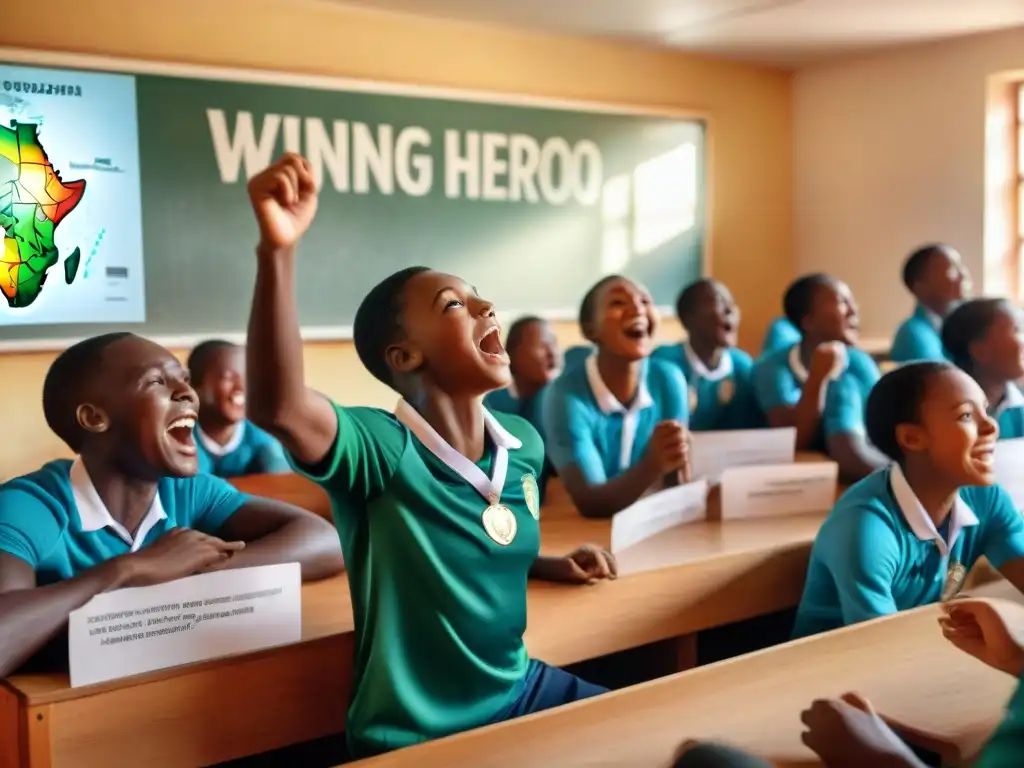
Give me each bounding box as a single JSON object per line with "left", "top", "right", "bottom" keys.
{"left": 482, "top": 503, "right": 518, "bottom": 546}
{"left": 941, "top": 560, "right": 967, "bottom": 602}
{"left": 718, "top": 378, "right": 735, "bottom": 405}
{"left": 522, "top": 473, "right": 540, "bottom": 520}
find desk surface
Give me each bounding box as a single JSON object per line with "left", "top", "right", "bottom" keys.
{"left": 356, "top": 581, "right": 1022, "bottom": 768}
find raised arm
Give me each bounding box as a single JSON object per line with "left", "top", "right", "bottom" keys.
{"left": 758, "top": 343, "right": 842, "bottom": 450}
{"left": 823, "top": 376, "right": 888, "bottom": 482}
{"left": 245, "top": 153, "right": 339, "bottom": 466}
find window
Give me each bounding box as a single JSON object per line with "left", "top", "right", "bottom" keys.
{"left": 1017, "top": 83, "right": 1024, "bottom": 290}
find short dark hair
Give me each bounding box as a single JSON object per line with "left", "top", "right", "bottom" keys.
{"left": 782, "top": 274, "right": 833, "bottom": 331}
{"left": 578, "top": 275, "right": 625, "bottom": 336}
{"left": 353, "top": 266, "right": 432, "bottom": 387}
{"left": 187, "top": 339, "right": 236, "bottom": 386}
{"left": 505, "top": 315, "right": 545, "bottom": 356}
{"left": 902, "top": 244, "right": 947, "bottom": 290}
{"left": 941, "top": 298, "right": 1011, "bottom": 373}
{"left": 43, "top": 332, "right": 133, "bottom": 452}
{"left": 675, "top": 278, "right": 714, "bottom": 324}
{"left": 865, "top": 361, "right": 955, "bottom": 462}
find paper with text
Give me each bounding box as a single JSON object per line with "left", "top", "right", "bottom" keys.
{"left": 995, "top": 438, "right": 1024, "bottom": 510}
{"left": 69, "top": 563, "right": 301, "bottom": 687}
{"left": 721, "top": 462, "right": 838, "bottom": 520}
{"left": 611, "top": 479, "right": 709, "bottom": 553}
{"left": 689, "top": 428, "right": 796, "bottom": 485}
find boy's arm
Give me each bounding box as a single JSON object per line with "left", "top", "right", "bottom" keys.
{"left": 215, "top": 498, "right": 344, "bottom": 581}
{"left": 823, "top": 377, "right": 888, "bottom": 482}
{"left": 757, "top": 345, "right": 842, "bottom": 450}
{"left": 245, "top": 153, "right": 339, "bottom": 467}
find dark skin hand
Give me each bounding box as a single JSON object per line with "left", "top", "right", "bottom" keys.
{"left": 0, "top": 498, "right": 342, "bottom": 679}
{"left": 562, "top": 420, "right": 690, "bottom": 519}
{"left": 530, "top": 545, "right": 618, "bottom": 584}
{"left": 766, "top": 342, "right": 843, "bottom": 450}
{"left": 827, "top": 432, "right": 889, "bottom": 483}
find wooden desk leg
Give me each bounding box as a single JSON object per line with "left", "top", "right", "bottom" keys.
{"left": 0, "top": 685, "right": 22, "bottom": 768}
{"left": 25, "top": 705, "right": 52, "bottom": 768}
{"left": 674, "top": 634, "right": 698, "bottom": 672}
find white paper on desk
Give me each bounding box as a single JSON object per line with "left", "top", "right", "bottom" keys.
{"left": 994, "top": 438, "right": 1024, "bottom": 510}
{"left": 69, "top": 563, "right": 301, "bottom": 688}
{"left": 688, "top": 428, "right": 796, "bottom": 485}
{"left": 611, "top": 479, "right": 709, "bottom": 554}
{"left": 721, "top": 462, "right": 837, "bottom": 520}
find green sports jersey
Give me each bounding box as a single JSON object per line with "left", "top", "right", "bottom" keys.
{"left": 293, "top": 400, "right": 545, "bottom": 758}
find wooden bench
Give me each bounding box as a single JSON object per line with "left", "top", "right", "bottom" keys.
{"left": 352, "top": 580, "right": 1022, "bottom": 767}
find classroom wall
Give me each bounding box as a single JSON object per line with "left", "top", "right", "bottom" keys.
{"left": 0, "top": 0, "right": 792, "bottom": 478}
{"left": 794, "top": 26, "right": 1024, "bottom": 339}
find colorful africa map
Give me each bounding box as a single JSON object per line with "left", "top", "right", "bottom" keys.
{"left": 0, "top": 121, "right": 86, "bottom": 308}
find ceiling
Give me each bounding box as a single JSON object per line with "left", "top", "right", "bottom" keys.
{"left": 323, "top": 0, "right": 1024, "bottom": 66}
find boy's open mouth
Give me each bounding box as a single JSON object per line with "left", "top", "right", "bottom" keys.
{"left": 971, "top": 444, "right": 995, "bottom": 470}
{"left": 622, "top": 319, "right": 650, "bottom": 341}
{"left": 166, "top": 414, "right": 198, "bottom": 455}
{"left": 479, "top": 326, "right": 507, "bottom": 358}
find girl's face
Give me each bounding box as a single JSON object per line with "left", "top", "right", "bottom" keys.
{"left": 510, "top": 321, "right": 562, "bottom": 388}
{"left": 685, "top": 280, "right": 739, "bottom": 349}
{"left": 972, "top": 307, "right": 1024, "bottom": 381}
{"left": 586, "top": 277, "right": 658, "bottom": 361}
{"left": 804, "top": 280, "right": 860, "bottom": 346}
{"left": 896, "top": 369, "right": 998, "bottom": 486}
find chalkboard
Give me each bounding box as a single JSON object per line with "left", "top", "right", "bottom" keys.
{"left": 0, "top": 49, "right": 706, "bottom": 350}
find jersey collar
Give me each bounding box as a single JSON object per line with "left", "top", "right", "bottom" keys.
{"left": 683, "top": 342, "right": 733, "bottom": 383}
{"left": 584, "top": 354, "right": 653, "bottom": 415}
{"left": 990, "top": 383, "right": 1024, "bottom": 419}
{"left": 395, "top": 400, "right": 521, "bottom": 503}
{"left": 69, "top": 457, "right": 168, "bottom": 552}
{"left": 889, "top": 463, "right": 978, "bottom": 556}
{"left": 196, "top": 421, "right": 246, "bottom": 457}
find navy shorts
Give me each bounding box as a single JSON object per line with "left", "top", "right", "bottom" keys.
{"left": 495, "top": 659, "right": 606, "bottom": 722}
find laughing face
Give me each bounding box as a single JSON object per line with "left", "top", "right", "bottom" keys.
{"left": 897, "top": 368, "right": 999, "bottom": 486}
{"left": 195, "top": 345, "right": 247, "bottom": 425}
{"left": 584, "top": 277, "right": 658, "bottom": 361}
{"left": 80, "top": 335, "right": 200, "bottom": 477}
{"left": 392, "top": 270, "right": 512, "bottom": 394}
{"left": 805, "top": 279, "right": 860, "bottom": 346}
{"left": 684, "top": 279, "right": 739, "bottom": 349}
{"left": 510, "top": 319, "right": 562, "bottom": 390}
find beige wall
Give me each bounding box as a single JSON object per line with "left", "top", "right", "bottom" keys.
{"left": 794, "top": 26, "right": 1024, "bottom": 340}
{"left": 0, "top": 0, "right": 792, "bottom": 478}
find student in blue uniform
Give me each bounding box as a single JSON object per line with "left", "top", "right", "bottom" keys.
{"left": 890, "top": 244, "right": 969, "bottom": 363}
{"left": 0, "top": 333, "right": 344, "bottom": 678}
{"left": 188, "top": 340, "right": 290, "bottom": 477}
{"left": 791, "top": 361, "right": 1024, "bottom": 640}
{"left": 563, "top": 344, "right": 593, "bottom": 369}
{"left": 543, "top": 275, "right": 690, "bottom": 518}
{"left": 654, "top": 278, "right": 762, "bottom": 431}
{"left": 760, "top": 316, "right": 801, "bottom": 357}
{"left": 244, "top": 153, "right": 617, "bottom": 759}
{"left": 942, "top": 298, "right": 1024, "bottom": 440}
{"left": 483, "top": 316, "right": 561, "bottom": 436}
{"left": 752, "top": 274, "right": 886, "bottom": 480}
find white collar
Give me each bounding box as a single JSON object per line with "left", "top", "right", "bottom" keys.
{"left": 683, "top": 342, "right": 733, "bottom": 383}
{"left": 395, "top": 399, "right": 521, "bottom": 503}
{"left": 196, "top": 421, "right": 246, "bottom": 457}
{"left": 991, "top": 383, "right": 1024, "bottom": 419}
{"left": 506, "top": 380, "right": 519, "bottom": 400}
{"left": 787, "top": 342, "right": 847, "bottom": 385}
{"left": 889, "top": 463, "right": 978, "bottom": 556}
{"left": 584, "top": 354, "right": 654, "bottom": 415}
{"left": 70, "top": 457, "right": 168, "bottom": 552}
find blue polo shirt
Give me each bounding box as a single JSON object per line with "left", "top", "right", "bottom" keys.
{"left": 992, "top": 384, "right": 1024, "bottom": 440}
{"left": 760, "top": 317, "right": 801, "bottom": 357}
{"left": 563, "top": 345, "right": 593, "bottom": 371}
{"left": 792, "top": 464, "right": 1024, "bottom": 639}
{"left": 542, "top": 355, "right": 688, "bottom": 483}
{"left": 196, "top": 420, "right": 290, "bottom": 478}
{"left": 0, "top": 458, "right": 248, "bottom": 586}
{"left": 890, "top": 304, "right": 947, "bottom": 363}
{"left": 752, "top": 343, "right": 879, "bottom": 449}
{"left": 484, "top": 386, "right": 547, "bottom": 440}
{"left": 652, "top": 343, "right": 763, "bottom": 431}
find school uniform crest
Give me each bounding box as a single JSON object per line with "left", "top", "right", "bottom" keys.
{"left": 482, "top": 504, "right": 518, "bottom": 546}
{"left": 688, "top": 386, "right": 699, "bottom": 413}
{"left": 522, "top": 473, "right": 540, "bottom": 520}
{"left": 718, "top": 378, "right": 735, "bottom": 406}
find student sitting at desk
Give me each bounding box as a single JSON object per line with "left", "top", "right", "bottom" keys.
{"left": 890, "top": 244, "right": 969, "bottom": 364}
{"left": 654, "top": 278, "right": 762, "bottom": 431}
{"left": 542, "top": 275, "right": 691, "bottom": 519}
{"left": 188, "top": 339, "right": 290, "bottom": 477}
{"left": 941, "top": 298, "right": 1024, "bottom": 439}
{"left": 752, "top": 274, "right": 886, "bottom": 480}
{"left": 0, "top": 333, "right": 344, "bottom": 678}
{"left": 244, "top": 153, "right": 617, "bottom": 759}
{"left": 791, "top": 361, "right": 1024, "bottom": 640}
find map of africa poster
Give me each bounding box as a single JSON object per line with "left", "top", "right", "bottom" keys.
{"left": 0, "top": 64, "right": 145, "bottom": 325}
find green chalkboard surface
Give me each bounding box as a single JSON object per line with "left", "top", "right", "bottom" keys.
{"left": 0, "top": 49, "right": 706, "bottom": 349}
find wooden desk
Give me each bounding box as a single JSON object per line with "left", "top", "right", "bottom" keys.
{"left": 355, "top": 581, "right": 1023, "bottom": 768}
{"left": 0, "top": 510, "right": 825, "bottom": 768}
